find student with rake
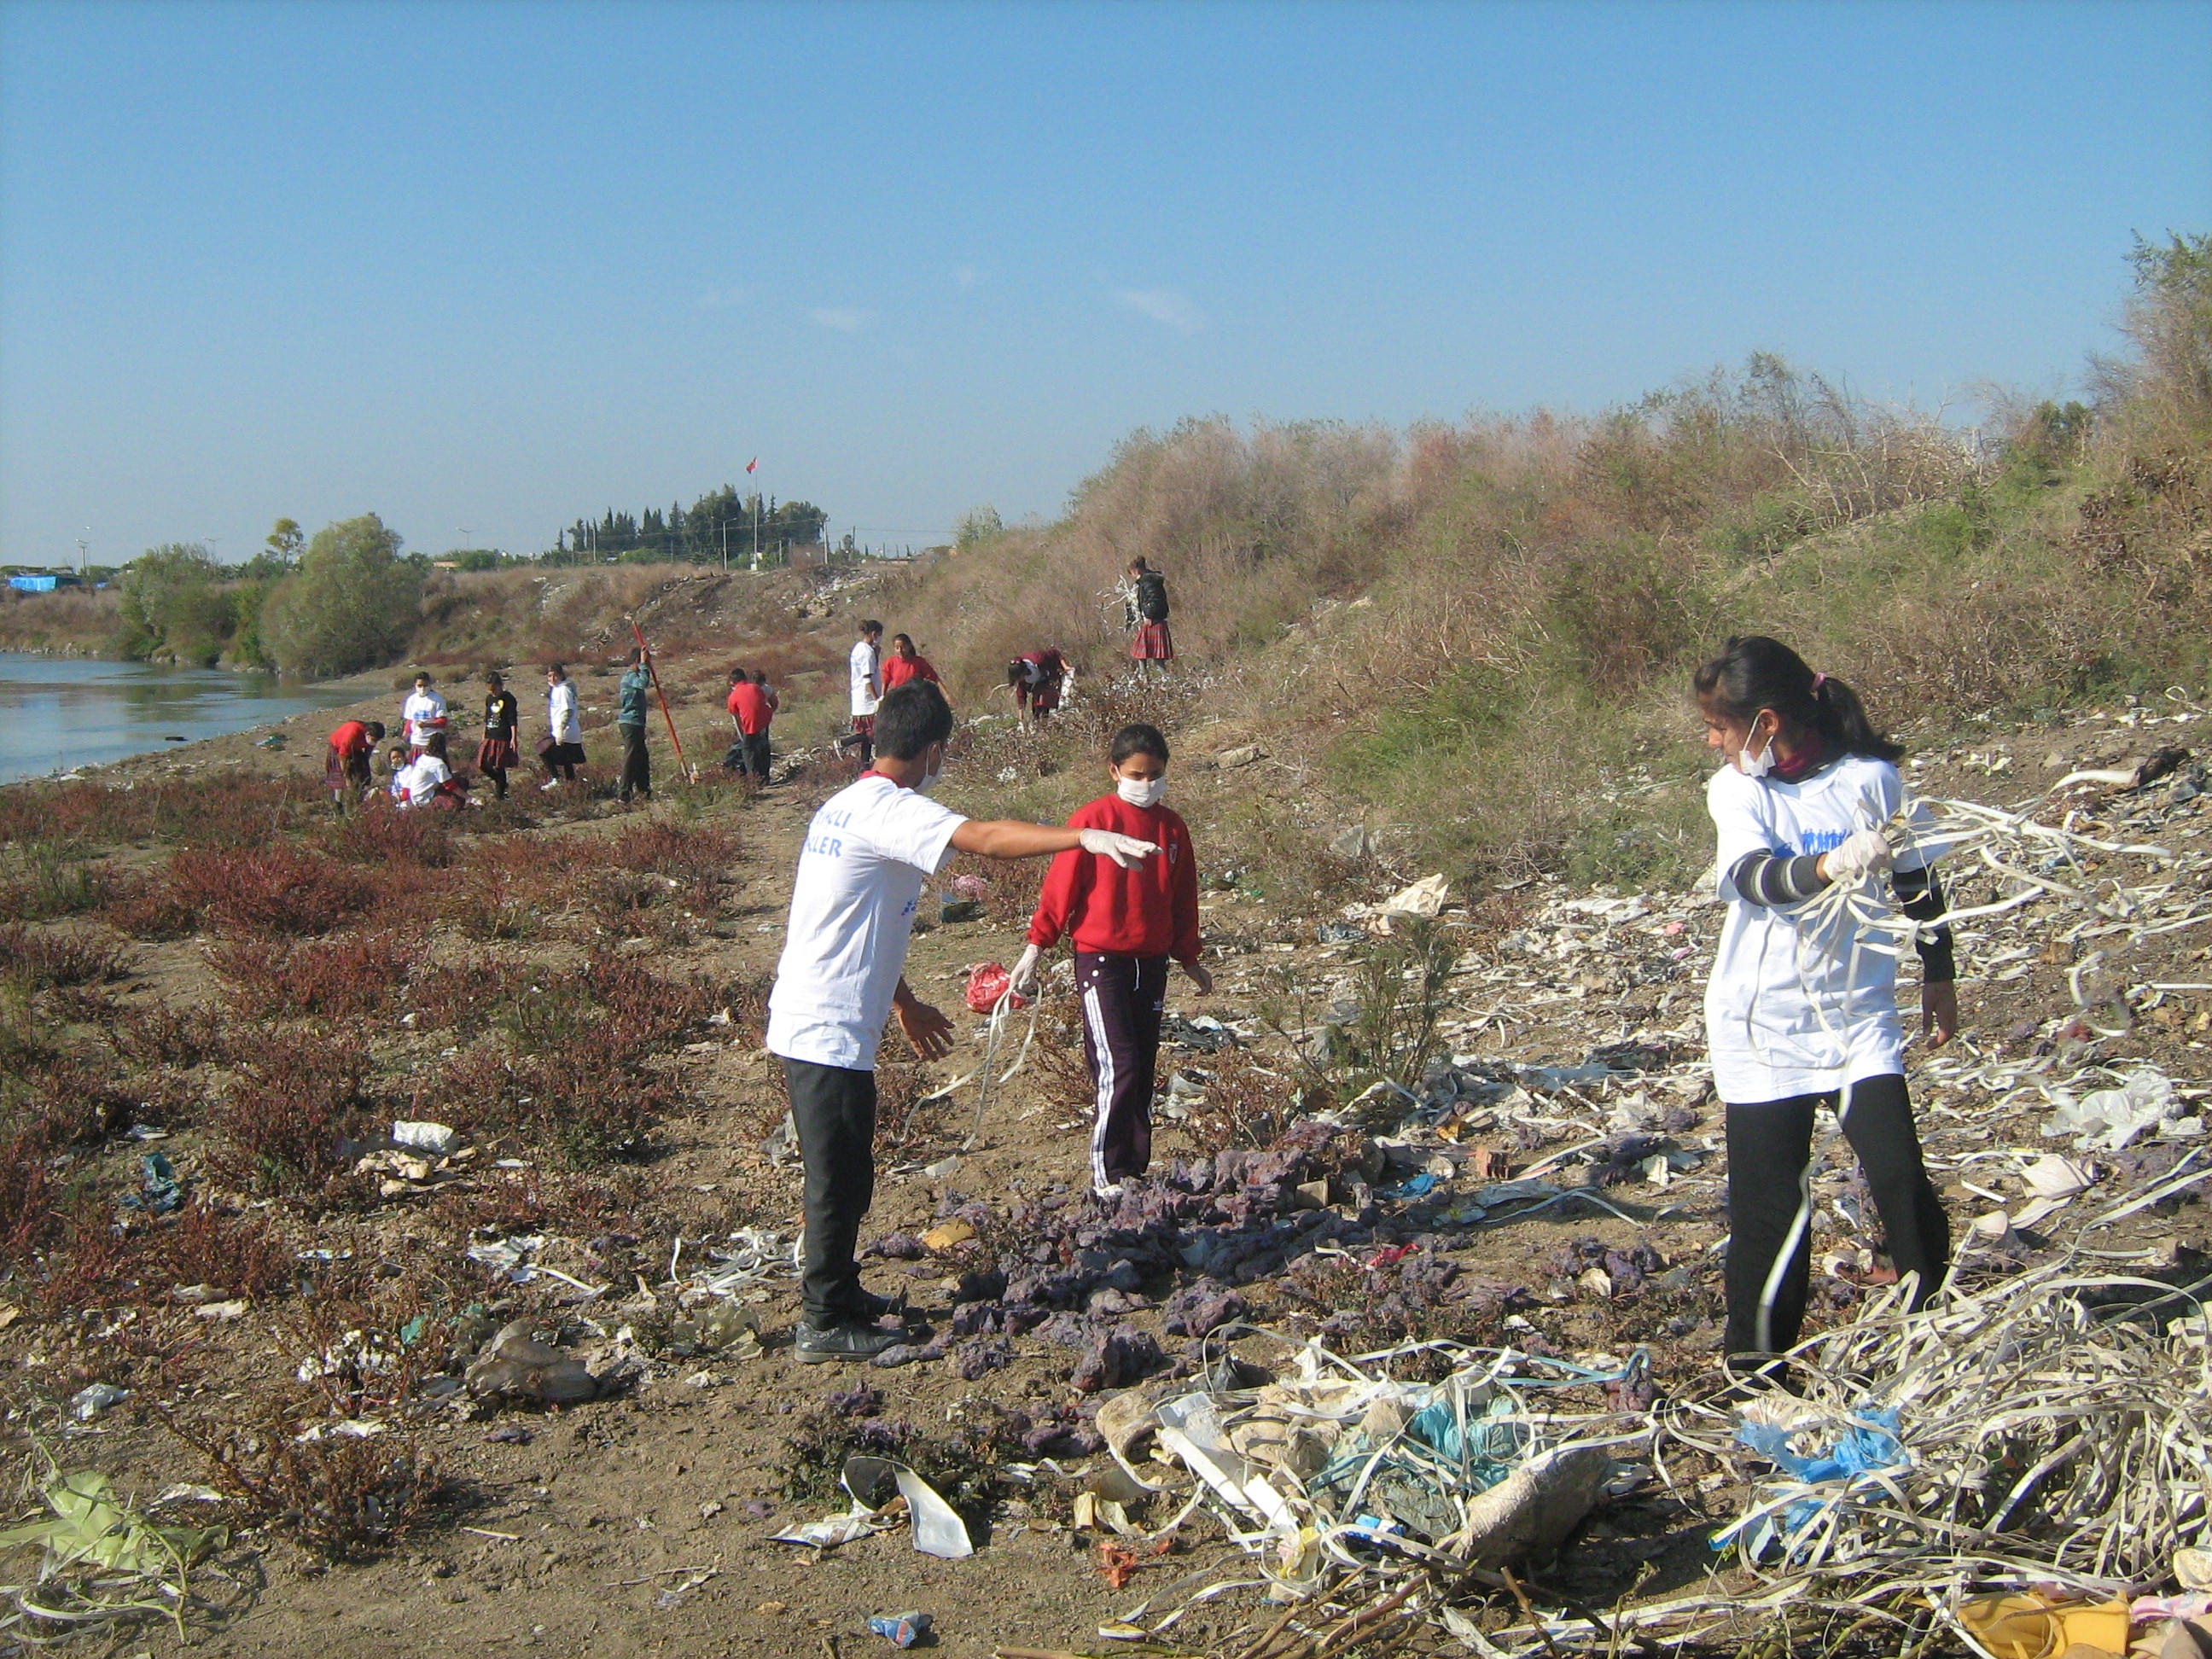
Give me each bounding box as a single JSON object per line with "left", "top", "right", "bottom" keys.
{"left": 1695, "top": 635, "right": 1957, "bottom": 1386}
{"left": 766, "top": 680, "right": 1161, "bottom": 1363}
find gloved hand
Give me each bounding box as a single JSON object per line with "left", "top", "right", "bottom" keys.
{"left": 1822, "top": 826, "right": 1895, "bottom": 884}
{"left": 1079, "top": 828, "right": 1159, "bottom": 867}
{"left": 1010, "top": 943, "right": 1044, "bottom": 999}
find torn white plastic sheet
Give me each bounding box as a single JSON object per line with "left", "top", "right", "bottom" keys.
{"left": 806, "top": 1455, "right": 975, "bottom": 1559}
{"left": 2043, "top": 1069, "right": 2202, "bottom": 1151}
{"left": 1155, "top": 1393, "right": 1295, "bottom": 1529}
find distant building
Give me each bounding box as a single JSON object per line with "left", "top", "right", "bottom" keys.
{"left": 8, "top": 573, "right": 82, "bottom": 593}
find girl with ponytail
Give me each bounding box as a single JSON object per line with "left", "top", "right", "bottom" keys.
{"left": 1692, "top": 636, "right": 1955, "bottom": 1385}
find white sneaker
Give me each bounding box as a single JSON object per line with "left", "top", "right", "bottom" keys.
{"left": 1092, "top": 1182, "right": 1124, "bottom": 1202}
{"left": 539, "top": 779, "right": 562, "bottom": 792}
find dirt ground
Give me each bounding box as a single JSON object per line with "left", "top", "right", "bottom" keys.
{"left": 4, "top": 670, "right": 2210, "bottom": 1657}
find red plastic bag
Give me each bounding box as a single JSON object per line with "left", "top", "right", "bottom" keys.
{"left": 966, "top": 962, "right": 1023, "bottom": 1014}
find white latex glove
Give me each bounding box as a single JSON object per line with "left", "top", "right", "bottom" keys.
{"left": 1079, "top": 828, "right": 1159, "bottom": 868}
{"left": 1010, "top": 943, "right": 1043, "bottom": 999}
{"left": 1822, "top": 826, "right": 1895, "bottom": 884}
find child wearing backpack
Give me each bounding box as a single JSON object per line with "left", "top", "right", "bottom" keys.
{"left": 1012, "top": 722, "right": 1208, "bottom": 1196}
{"left": 1126, "top": 558, "right": 1173, "bottom": 676}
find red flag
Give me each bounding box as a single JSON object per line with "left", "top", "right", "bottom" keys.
{"left": 745, "top": 457, "right": 758, "bottom": 474}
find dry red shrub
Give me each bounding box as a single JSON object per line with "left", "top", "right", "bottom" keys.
{"left": 168, "top": 845, "right": 377, "bottom": 937}
{"left": 209, "top": 928, "right": 422, "bottom": 1020}
{"left": 208, "top": 1044, "right": 373, "bottom": 1197}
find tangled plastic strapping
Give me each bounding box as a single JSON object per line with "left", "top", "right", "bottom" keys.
{"left": 1101, "top": 1329, "right": 1650, "bottom": 1644}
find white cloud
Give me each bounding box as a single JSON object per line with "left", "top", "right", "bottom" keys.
{"left": 694, "top": 285, "right": 750, "bottom": 310}
{"left": 1115, "top": 287, "right": 1204, "bottom": 335}
{"left": 953, "top": 265, "right": 979, "bottom": 291}
{"left": 808, "top": 306, "right": 873, "bottom": 334}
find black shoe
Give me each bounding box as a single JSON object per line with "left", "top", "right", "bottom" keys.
{"left": 794, "top": 1317, "right": 904, "bottom": 1365}
{"left": 842, "top": 1285, "right": 904, "bottom": 1322}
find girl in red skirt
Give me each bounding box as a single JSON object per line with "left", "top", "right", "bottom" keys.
{"left": 1126, "top": 558, "right": 1173, "bottom": 675}
{"left": 476, "top": 672, "right": 520, "bottom": 798}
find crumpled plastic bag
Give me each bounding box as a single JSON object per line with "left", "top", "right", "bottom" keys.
{"left": 1722, "top": 1405, "right": 1906, "bottom": 1562}
{"left": 965, "top": 962, "right": 1023, "bottom": 1014}
{"left": 463, "top": 1319, "right": 602, "bottom": 1404}
{"left": 2044, "top": 1069, "right": 2203, "bottom": 1151}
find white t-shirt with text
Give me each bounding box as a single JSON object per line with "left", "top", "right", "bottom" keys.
{"left": 766, "top": 774, "right": 967, "bottom": 1071}
{"left": 402, "top": 689, "right": 447, "bottom": 743}
{"left": 1703, "top": 754, "right": 1941, "bottom": 1102}
{"left": 849, "top": 639, "right": 881, "bottom": 718}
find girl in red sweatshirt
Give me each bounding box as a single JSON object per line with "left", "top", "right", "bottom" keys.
{"left": 1012, "top": 723, "right": 1209, "bottom": 1196}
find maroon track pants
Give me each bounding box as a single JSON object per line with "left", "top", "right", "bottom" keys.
{"left": 1075, "top": 952, "right": 1168, "bottom": 1190}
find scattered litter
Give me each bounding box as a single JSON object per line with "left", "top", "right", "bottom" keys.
{"left": 2045, "top": 1068, "right": 2203, "bottom": 1151}
{"left": 772, "top": 1456, "right": 974, "bottom": 1559}
{"left": 68, "top": 1383, "right": 129, "bottom": 1422}
{"left": 0, "top": 1467, "right": 224, "bottom": 1641}
{"left": 464, "top": 1319, "right": 619, "bottom": 1405}
{"left": 866, "top": 1610, "right": 934, "bottom": 1647}
{"left": 392, "top": 1120, "right": 457, "bottom": 1155}
{"left": 1104, "top": 1331, "right": 1638, "bottom": 1605}
{"left": 118, "top": 1151, "right": 183, "bottom": 1214}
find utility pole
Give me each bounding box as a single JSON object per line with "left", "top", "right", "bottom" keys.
{"left": 751, "top": 489, "right": 761, "bottom": 573}
{"left": 76, "top": 537, "right": 88, "bottom": 577}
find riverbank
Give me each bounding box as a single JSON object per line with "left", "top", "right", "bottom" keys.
{"left": 6, "top": 643, "right": 2211, "bottom": 1656}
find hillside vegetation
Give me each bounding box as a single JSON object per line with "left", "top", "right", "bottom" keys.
{"left": 893, "top": 235, "right": 2212, "bottom": 889}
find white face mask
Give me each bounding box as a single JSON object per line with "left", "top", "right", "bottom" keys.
{"left": 1735, "top": 729, "right": 1776, "bottom": 778}
{"left": 1116, "top": 775, "right": 1167, "bottom": 808}
{"left": 917, "top": 748, "right": 945, "bottom": 795}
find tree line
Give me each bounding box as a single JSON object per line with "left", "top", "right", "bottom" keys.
{"left": 551, "top": 486, "right": 828, "bottom": 566}
{"left": 117, "top": 515, "right": 422, "bottom": 677}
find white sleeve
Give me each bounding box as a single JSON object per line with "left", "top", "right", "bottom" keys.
{"left": 868, "top": 792, "right": 968, "bottom": 876}
{"left": 1707, "top": 770, "right": 1779, "bottom": 891}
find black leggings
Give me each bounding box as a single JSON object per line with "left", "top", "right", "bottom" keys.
{"left": 1724, "top": 1074, "right": 1951, "bottom": 1361}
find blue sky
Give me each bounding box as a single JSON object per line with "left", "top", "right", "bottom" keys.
{"left": 2, "top": 0, "right": 2207, "bottom": 568}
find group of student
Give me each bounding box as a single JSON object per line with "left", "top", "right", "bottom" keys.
{"left": 323, "top": 652, "right": 710, "bottom": 810}
{"left": 765, "top": 633, "right": 1960, "bottom": 1389}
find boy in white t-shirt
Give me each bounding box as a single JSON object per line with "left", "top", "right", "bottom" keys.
{"left": 401, "top": 672, "right": 448, "bottom": 754}
{"left": 845, "top": 620, "right": 882, "bottom": 774}
{"left": 1695, "top": 635, "right": 1957, "bottom": 1386}
{"left": 767, "top": 679, "right": 1160, "bottom": 1363}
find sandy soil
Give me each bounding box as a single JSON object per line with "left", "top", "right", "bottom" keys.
{"left": 4, "top": 683, "right": 2210, "bottom": 1658}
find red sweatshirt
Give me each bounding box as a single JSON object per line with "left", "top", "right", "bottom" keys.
{"left": 882, "top": 653, "right": 940, "bottom": 690}
{"left": 1028, "top": 794, "right": 1202, "bottom": 963}
{"left": 727, "top": 681, "right": 772, "bottom": 735}
{"left": 329, "top": 719, "right": 375, "bottom": 760}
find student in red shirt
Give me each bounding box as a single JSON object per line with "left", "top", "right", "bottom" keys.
{"left": 1012, "top": 722, "right": 1209, "bottom": 1196}
{"left": 324, "top": 718, "right": 387, "bottom": 810}
{"left": 880, "top": 634, "right": 941, "bottom": 694}
{"left": 722, "top": 667, "right": 774, "bottom": 781}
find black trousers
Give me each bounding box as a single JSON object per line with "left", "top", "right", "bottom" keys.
{"left": 722, "top": 732, "right": 771, "bottom": 777}
{"left": 617, "top": 723, "right": 650, "bottom": 800}
{"left": 783, "top": 1057, "right": 877, "bottom": 1322}
{"left": 1724, "top": 1073, "right": 1951, "bottom": 1361}
{"left": 1075, "top": 952, "right": 1168, "bottom": 1188}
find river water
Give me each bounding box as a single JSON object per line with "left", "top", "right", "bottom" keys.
{"left": 0, "top": 654, "right": 365, "bottom": 784}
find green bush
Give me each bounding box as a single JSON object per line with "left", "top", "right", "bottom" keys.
{"left": 258, "top": 515, "right": 423, "bottom": 677}
{"left": 116, "top": 544, "right": 236, "bottom": 666}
